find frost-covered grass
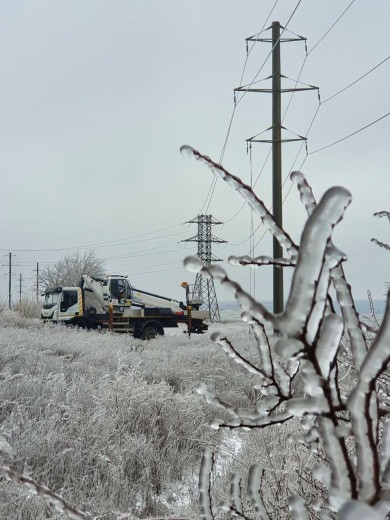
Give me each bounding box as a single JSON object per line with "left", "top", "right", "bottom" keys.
{"left": 0, "top": 311, "right": 255, "bottom": 519}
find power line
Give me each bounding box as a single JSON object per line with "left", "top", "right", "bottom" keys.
{"left": 113, "top": 260, "right": 183, "bottom": 273}
{"left": 226, "top": 47, "right": 387, "bottom": 247}
{"left": 307, "top": 0, "right": 357, "bottom": 56}
{"left": 0, "top": 229, "right": 189, "bottom": 253}
{"left": 309, "top": 112, "right": 390, "bottom": 155}
{"left": 223, "top": 1, "right": 362, "bottom": 227}
{"left": 123, "top": 266, "right": 184, "bottom": 277}
{"left": 322, "top": 55, "right": 390, "bottom": 104}
{"left": 199, "top": 0, "right": 285, "bottom": 215}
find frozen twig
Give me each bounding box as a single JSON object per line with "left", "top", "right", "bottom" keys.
{"left": 348, "top": 292, "right": 390, "bottom": 500}
{"left": 229, "top": 254, "right": 296, "bottom": 268}
{"left": 0, "top": 465, "right": 88, "bottom": 519}
{"left": 371, "top": 238, "right": 390, "bottom": 251}
{"left": 374, "top": 211, "right": 390, "bottom": 222}
{"left": 199, "top": 448, "right": 215, "bottom": 520}
{"left": 248, "top": 464, "right": 271, "bottom": 520}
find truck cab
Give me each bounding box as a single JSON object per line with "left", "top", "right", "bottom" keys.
{"left": 42, "top": 287, "right": 82, "bottom": 323}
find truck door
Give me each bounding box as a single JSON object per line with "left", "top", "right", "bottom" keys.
{"left": 59, "top": 289, "right": 81, "bottom": 321}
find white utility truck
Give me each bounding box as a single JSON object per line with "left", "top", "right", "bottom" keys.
{"left": 41, "top": 274, "right": 208, "bottom": 339}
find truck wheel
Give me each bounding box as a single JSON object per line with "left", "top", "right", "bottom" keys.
{"left": 141, "top": 325, "right": 162, "bottom": 340}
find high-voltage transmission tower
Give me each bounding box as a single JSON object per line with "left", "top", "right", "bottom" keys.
{"left": 234, "top": 21, "right": 318, "bottom": 315}
{"left": 182, "top": 215, "right": 227, "bottom": 322}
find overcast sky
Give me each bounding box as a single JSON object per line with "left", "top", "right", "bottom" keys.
{"left": 0, "top": 0, "right": 389, "bottom": 307}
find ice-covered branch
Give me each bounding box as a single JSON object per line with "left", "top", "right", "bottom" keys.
{"left": 180, "top": 145, "right": 298, "bottom": 257}
{"left": 199, "top": 448, "right": 215, "bottom": 520}
{"left": 318, "top": 417, "right": 356, "bottom": 507}
{"left": 0, "top": 466, "right": 88, "bottom": 520}
{"left": 348, "top": 292, "right": 390, "bottom": 500}
{"left": 181, "top": 150, "right": 390, "bottom": 516}
{"left": 274, "top": 186, "right": 350, "bottom": 337}
{"left": 248, "top": 464, "right": 271, "bottom": 520}
{"left": 290, "top": 170, "right": 317, "bottom": 216}
{"left": 374, "top": 211, "right": 390, "bottom": 222}
{"left": 290, "top": 169, "right": 367, "bottom": 369}
{"left": 229, "top": 254, "right": 296, "bottom": 268}
{"left": 371, "top": 238, "right": 390, "bottom": 251}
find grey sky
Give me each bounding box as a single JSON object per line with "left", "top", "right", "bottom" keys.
{"left": 0, "top": 0, "right": 389, "bottom": 305}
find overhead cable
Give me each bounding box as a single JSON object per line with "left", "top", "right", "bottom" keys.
{"left": 199, "top": 0, "right": 282, "bottom": 215}
{"left": 322, "top": 55, "right": 390, "bottom": 103}
{"left": 307, "top": 0, "right": 357, "bottom": 56}
{"left": 0, "top": 229, "right": 189, "bottom": 253}
{"left": 309, "top": 112, "right": 390, "bottom": 155}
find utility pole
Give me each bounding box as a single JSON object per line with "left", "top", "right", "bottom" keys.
{"left": 33, "top": 263, "right": 39, "bottom": 303}
{"left": 8, "top": 253, "right": 12, "bottom": 309}
{"left": 3, "top": 253, "right": 17, "bottom": 309}
{"left": 272, "top": 21, "right": 283, "bottom": 315}
{"left": 182, "top": 215, "right": 227, "bottom": 322}
{"left": 19, "top": 273, "right": 22, "bottom": 302}
{"left": 234, "top": 21, "right": 318, "bottom": 315}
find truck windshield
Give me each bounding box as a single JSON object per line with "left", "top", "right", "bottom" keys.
{"left": 43, "top": 293, "right": 59, "bottom": 308}
{"left": 110, "top": 278, "right": 131, "bottom": 299}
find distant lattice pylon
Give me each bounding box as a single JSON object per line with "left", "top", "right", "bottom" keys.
{"left": 182, "top": 215, "right": 226, "bottom": 322}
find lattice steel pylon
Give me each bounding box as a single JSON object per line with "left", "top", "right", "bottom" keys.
{"left": 182, "top": 215, "right": 226, "bottom": 322}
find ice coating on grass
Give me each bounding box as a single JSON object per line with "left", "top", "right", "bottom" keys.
{"left": 316, "top": 314, "right": 343, "bottom": 379}
{"left": 339, "top": 500, "right": 383, "bottom": 520}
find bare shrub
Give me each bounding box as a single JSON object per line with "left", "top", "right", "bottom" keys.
{"left": 181, "top": 145, "right": 390, "bottom": 519}
{"left": 14, "top": 296, "right": 41, "bottom": 319}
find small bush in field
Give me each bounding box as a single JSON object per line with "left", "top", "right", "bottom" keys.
{"left": 14, "top": 297, "right": 41, "bottom": 319}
